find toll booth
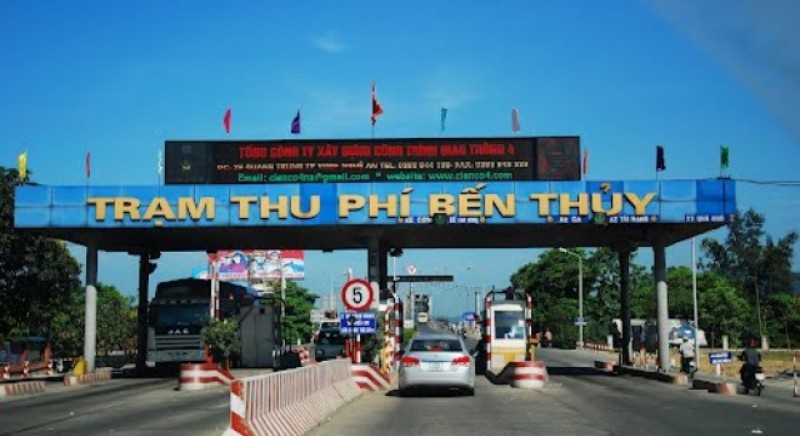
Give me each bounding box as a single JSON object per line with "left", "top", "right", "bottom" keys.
{"left": 483, "top": 289, "right": 533, "bottom": 372}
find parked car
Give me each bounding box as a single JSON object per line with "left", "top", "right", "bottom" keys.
{"left": 398, "top": 333, "right": 475, "bottom": 396}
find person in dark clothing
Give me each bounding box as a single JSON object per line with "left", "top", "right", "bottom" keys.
{"left": 739, "top": 338, "right": 761, "bottom": 386}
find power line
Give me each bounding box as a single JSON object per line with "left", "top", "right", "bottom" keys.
{"left": 730, "top": 178, "right": 800, "bottom": 187}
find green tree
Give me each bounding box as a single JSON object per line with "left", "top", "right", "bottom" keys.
{"left": 697, "top": 272, "right": 749, "bottom": 347}
{"left": 701, "top": 208, "right": 798, "bottom": 337}
{"left": 201, "top": 317, "right": 240, "bottom": 369}
{"left": 766, "top": 293, "right": 800, "bottom": 349}
{"left": 95, "top": 284, "right": 137, "bottom": 356}
{"left": 263, "top": 281, "right": 318, "bottom": 344}
{"left": 0, "top": 166, "right": 82, "bottom": 340}
{"left": 48, "top": 283, "right": 138, "bottom": 358}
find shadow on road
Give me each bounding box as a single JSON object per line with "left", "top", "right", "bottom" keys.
{"left": 544, "top": 366, "right": 615, "bottom": 377}
{"left": 386, "top": 388, "right": 472, "bottom": 398}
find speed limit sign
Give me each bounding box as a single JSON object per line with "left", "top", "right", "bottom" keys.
{"left": 341, "top": 278, "right": 374, "bottom": 312}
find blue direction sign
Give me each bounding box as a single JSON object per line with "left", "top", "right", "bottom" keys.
{"left": 463, "top": 312, "right": 476, "bottom": 322}
{"left": 709, "top": 351, "right": 733, "bottom": 365}
{"left": 340, "top": 312, "right": 377, "bottom": 334}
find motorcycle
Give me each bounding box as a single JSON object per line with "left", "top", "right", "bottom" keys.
{"left": 741, "top": 365, "right": 765, "bottom": 396}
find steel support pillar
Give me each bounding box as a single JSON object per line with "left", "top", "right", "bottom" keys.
{"left": 654, "top": 243, "right": 670, "bottom": 372}
{"left": 619, "top": 249, "right": 632, "bottom": 366}
{"left": 84, "top": 243, "right": 98, "bottom": 373}
{"left": 367, "top": 237, "right": 388, "bottom": 291}
{"left": 136, "top": 255, "right": 150, "bottom": 374}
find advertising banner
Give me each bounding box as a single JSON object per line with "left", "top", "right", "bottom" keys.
{"left": 207, "top": 250, "right": 305, "bottom": 281}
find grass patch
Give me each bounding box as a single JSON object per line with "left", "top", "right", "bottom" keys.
{"left": 668, "top": 349, "right": 800, "bottom": 376}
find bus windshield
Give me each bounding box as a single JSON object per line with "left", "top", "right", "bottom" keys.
{"left": 494, "top": 310, "right": 525, "bottom": 340}
{"left": 152, "top": 304, "right": 208, "bottom": 328}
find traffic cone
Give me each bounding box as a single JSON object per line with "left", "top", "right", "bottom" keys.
{"left": 46, "top": 360, "right": 53, "bottom": 376}
{"left": 22, "top": 361, "right": 30, "bottom": 378}
{"left": 2, "top": 363, "right": 9, "bottom": 380}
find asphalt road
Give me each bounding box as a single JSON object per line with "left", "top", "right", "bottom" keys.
{"left": 0, "top": 377, "right": 230, "bottom": 435}
{"left": 311, "top": 345, "right": 800, "bottom": 436}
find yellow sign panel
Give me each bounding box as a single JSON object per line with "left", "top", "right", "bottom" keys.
{"left": 86, "top": 191, "right": 656, "bottom": 223}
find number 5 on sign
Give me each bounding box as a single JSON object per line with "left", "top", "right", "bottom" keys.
{"left": 342, "top": 278, "right": 374, "bottom": 312}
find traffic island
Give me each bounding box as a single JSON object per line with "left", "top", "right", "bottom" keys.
{"left": 0, "top": 380, "right": 46, "bottom": 397}
{"left": 64, "top": 367, "right": 112, "bottom": 386}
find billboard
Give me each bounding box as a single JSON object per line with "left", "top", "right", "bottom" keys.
{"left": 207, "top": 250, "right": 305, "bottom": 281}
{"left": 164, "top": 137, "right": 581, "bottom": 185}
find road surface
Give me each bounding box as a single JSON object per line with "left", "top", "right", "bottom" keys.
{"left": 0, "top": 377, "right": 229, "bottom": 435}
{"left": 311, "top": 346, "right": 800, "bottom": 436}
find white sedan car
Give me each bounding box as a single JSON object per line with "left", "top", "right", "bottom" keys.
{"left": 398, "top": 333, "right": 475, "bottom": 396}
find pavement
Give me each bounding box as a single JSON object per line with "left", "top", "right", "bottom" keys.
{"left": 310, "top": 346, "right": 800, "bottom": 436}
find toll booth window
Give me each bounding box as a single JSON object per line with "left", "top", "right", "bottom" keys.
{"left": 494, "top": 311, "right": 525, "bottom": 339}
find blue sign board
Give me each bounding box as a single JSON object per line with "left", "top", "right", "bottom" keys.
{"left": 340, "top": 312, "right": 377, "bottom": 334}
{"left": 709, "top": 351, "right": 733, "bottom": 365}
{"left": 463, "top": 312, "right": 475, "bottom": 322}
{"left": 14, "top": 179, "right": 736, "bottom": 228}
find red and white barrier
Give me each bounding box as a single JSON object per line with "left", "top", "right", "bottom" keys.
{"left": 1, "top": 381, "right": 46, "bottom": 397}
{"left": 509, "top": 361, "right": 549, "bottom": 389}
{"left": 179, "top": 363, "right": 235, "bottom": 391}
{"left": 352, "top": 364, "right": 391, "bottom": 391}
{"left": 584, "top": 342, "right": 614, "bottom": 353}
{"left": 64, "top": 367, "right": 112, "bottom": 386}
{"left": 224, "top": 359, "right": 360, "bottom": 436}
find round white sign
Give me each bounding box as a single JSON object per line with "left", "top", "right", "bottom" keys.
{"left": 341, "top": 278, "right": 374, "bottom": 312}
{"left": 406, "top": 264, "right": 417, "bottom": 275}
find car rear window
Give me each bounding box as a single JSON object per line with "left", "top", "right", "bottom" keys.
{"left": 409, "top": 339, "right": 463, "bottom": 352}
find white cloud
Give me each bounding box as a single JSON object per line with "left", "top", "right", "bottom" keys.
{"left": 309, "top": 31, "right": 347, "bottom": 54}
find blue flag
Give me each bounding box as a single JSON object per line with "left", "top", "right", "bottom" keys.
{"left": 291, "top": 110, "right": 301, "bottom": 134}
{"left": 440, "top": 108, "right": 448, "bottom": 133}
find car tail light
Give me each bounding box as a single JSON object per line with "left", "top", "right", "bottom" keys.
{"left": 401, "top": 356, "right": 420, "bottom": 367}
{"left": 452, "top": 355, "right": 470, "bottom": 366}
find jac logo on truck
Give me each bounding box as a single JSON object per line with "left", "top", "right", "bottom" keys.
{"left": 168, "top": 328, "right": 190, "bottom": 335}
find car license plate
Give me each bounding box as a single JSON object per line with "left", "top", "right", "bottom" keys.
{"left": 428, "top": 362, "right": 443, "bottom": 371}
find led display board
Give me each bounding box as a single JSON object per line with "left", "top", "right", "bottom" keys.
{"left": 164, "top": 137, "right": 581, "bottom": 184}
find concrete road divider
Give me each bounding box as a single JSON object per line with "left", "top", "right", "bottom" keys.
{"left": 0, "top": 381, "right": 46, "bottom": 397}
{"left": 510, "top": 361, "right": 549, "bottom": 389}
{"left": 179, "top": 363, "right": 234, "bottom": 391}
{"left": 692, "top": 378, "right": 737, "bottom": 396}
{"left": 584, "top": 342, "right": 614, "bottom": 353}
{"left": 64, "top": 367, "right": 112, "bottom": 386}
{"left": 224, "top": 359, "right": 361, "bottom": 436}
{"left": 486, "top": 361, "right": 549, "bottom": 389}
{"left": 594, "top": 360, "right": 615, "bottom": 373}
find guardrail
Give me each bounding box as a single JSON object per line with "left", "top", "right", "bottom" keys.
{"left": 224, "top": 359, "right": 360, "bottom": 436}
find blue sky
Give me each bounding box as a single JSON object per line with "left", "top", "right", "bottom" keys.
{"left": 2, "top": 1, "right": 799, "bottom": 318}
